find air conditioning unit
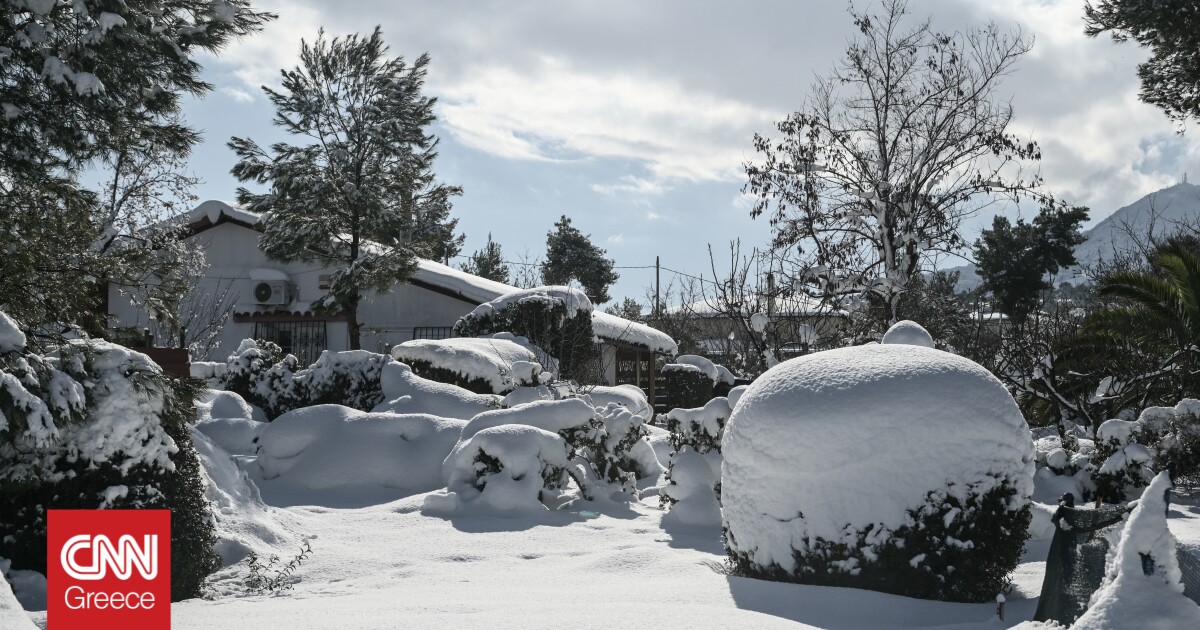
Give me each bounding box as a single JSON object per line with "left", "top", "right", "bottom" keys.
{"left": 253, "top": 281, "right": 291, "bottom": 305}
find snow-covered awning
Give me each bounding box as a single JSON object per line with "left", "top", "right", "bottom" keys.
{"left": 592, "top": 311, "right": 678, "bottom": 356}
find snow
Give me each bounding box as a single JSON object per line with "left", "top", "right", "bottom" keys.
{"left": 674, "top": 354, "right": 720, "bottom": 382}
{"left": 426, "top": 424, "right": 571, "bottom": 515}
{"left": 592, "top": 310, "right": 679, "bottom": 355}
{"left": 412, "top": 258, "right": 518, "bottom": 305}
{"left": 1071, "top": 472, "right": 1200, "bottom": 629}
{"left": 722, "top": 343, "right": 1035, "bottom": 574}
{"left": 750, "top": 311, "right": 769, "bottom": 333}
{"left": 194, "top": 390, "right": 266, "bottom": 455}
{"left": 585, "top": 384, "right": 652, "bottom": 419}
{"left": 666, "top": 396, "right": 730, "bottom": 452}
{"left": 96, "top": 12, "right": 126, "bottom": 33}
{"left": 0, "top": 312, "right": 26, "bottom": 353}
{"left": 882, "top": 319, "right": 935, "bottom": 347}
{"left": 445, "top": 398, "right": 598, "bottom": 478}
{"left": 390, "top": 337, "right": 542, "bottom": 394}
{"left": 253, "top": 405, "right": 467, "bottom": 507}
{"left": 0, "top": 556, "right": 43, "bottom": 615}
{"left": 661, "top": 446, "right": 723, "bottom": 528}
{"left": 191, "top": 428, "right": 298, "bottom": 569}
{"left": 464, "top": 285, "right": 594, "bottom": 322}
{"left": 0, "top": 559, "right": 36, "bottom": 630}
{"left": 374, "top": 361, "right": 502, "bottom": 419}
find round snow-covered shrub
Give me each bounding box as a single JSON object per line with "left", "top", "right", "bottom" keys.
{"left": 721, "top": 343, "right": 1035, "bottom": 602}
{"left": 429, "top": 425, "right": 571, "bottom": 514}
{"left": 446, "top": 398, "right": 602, "bottom": 481}
{"left": 881, "top": 319, "right": 934, "bottom": 347}
{"left": 453, "top": 286, "right": 597, "bottom": 382}
{"left": 1137, "top": 400, "right": 1200, "bottom": 484}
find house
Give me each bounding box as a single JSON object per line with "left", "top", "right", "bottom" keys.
{"left": 670, "top": 293, "right": 847, "bottom": 364}
{"left": 106, "top": 200, "right": 677, "bottom": 392}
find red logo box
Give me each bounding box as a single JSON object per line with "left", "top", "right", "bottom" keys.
{"left": 48, "top": 509, "right": 171, "bottom": 630}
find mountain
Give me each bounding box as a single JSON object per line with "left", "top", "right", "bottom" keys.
{"left": 950, "top": 181, "right": 1200, "bottom": 291}
{"left": 1070, "top": 181, "right": 1200, "bottom": 273}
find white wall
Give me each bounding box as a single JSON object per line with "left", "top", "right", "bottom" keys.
{"left": 108, "top": 222, "right": 479, "bottom": 361}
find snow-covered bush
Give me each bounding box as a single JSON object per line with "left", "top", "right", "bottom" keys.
{"left": 373, "top": 362, "right": 502, "bottom": 419}
{"left": 443, "top": 397, "right": 650, "bottom": 505}
{"left": 586, "top": 384, "right": 652, "bottom": 418}
{"left": 664, "top": 396, "right": 730, "bottom": 454}
{"left": 881, "top": 319, "right": 935, "bottom": 347}
{"left": 255, "top": 405, "right": 467, "bottom": 506}
{"left": 296, "top": 350, "right": 390, "bottom": 410}
{"left": 721, "top": 342, "right": 1035, "bottom": 602}
{"left": 660, "top": 363, "right": 714, "bottom": 411}
{"left": 659, "top": 397, "right": 731, "bottom": 525}
{"left": 1072, "top": 472, "right": 1200, "bottom": 629}
{"left": 1138, "top": 400, "right": 1200, "bottom": 484}
{"left": 0, "top": 314, "right": 218, "bottom": 600}
{"left": 221, "top": 339, "right": 290, "bottom": 411}
{"left": 390, "top": 337, "right": 544, "bottom": 395}
{"left": 194, "top": 390, "right": 266, "bottom": 456}
{"left": 453, "top": 286, "right": 598, "bottom": 382}
{"left": 592, "top": 402, "right": 650, "bottom": 484}
{"left": 660, "top": 447, "right": 723, "bottom": 527}
{"left": 216, "top": 341, "right": 392, "bottom": 419}
{"left": 427, "top": 425, "right": 572, "bottom": 514}
{"left": 1090, "top": 419, "right": 1155, "bottom": 503}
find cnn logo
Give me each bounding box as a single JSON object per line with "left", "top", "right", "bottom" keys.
{"left": 60, "top": 534, "right": 158, "bottom": 580}
{"left": 48, "top": 510, "right": 171, "bottom": 630}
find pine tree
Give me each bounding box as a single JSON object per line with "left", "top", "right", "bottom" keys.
{"left": 0, "top": 0, "right": 272, "bottom": 337}
{"left": 1085, "top": 0, "right": 1200, "bottom": 123}
{"left": 541, "top": 216, "right": 619, "bottom": 304}
{"left": 974, "top": 205, "right": 1088, "bottom": 324}
{"left": 460, "top": 233, "right": 510, "bottom": 283}
{"left": 230, "top": 27, "right": 462, "bottom": 349}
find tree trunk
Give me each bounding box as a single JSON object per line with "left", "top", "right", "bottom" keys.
{"left": 347, "top": 298, "right": 361, "bottom": 350}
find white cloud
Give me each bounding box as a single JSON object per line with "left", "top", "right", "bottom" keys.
{"left": 591, "top": 175, "right": 670, "bottom": 197}
{"left": 219, "top": 86, "right": 254, "bottom": 103}
{"left": 436, "top": 56, "right": 779, "bottom": 187}
{"left": 606, "top": 233, "right": 625, "bottom": 244}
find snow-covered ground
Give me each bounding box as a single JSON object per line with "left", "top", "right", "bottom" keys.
{"left": 12, "top": 425, "right": 1200, "bottom": 629}
{"left": 168, "top": 493, "right": 1047, "bottom": 630}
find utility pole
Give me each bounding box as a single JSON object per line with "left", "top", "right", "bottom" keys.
{"left": 655, "top": 256, "right": 661, "bottom": 316}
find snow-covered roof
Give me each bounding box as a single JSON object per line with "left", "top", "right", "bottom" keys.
{"left": 410, "top": 259, "right": 517, "bottom": 305}
{"left": 183, "top": 199, "right": 263, "bottom": 230}
{"left": 592, "top": 311, "right": 679, "bottom": 356}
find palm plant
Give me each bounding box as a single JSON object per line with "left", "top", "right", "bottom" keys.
{"left": 1085, "top": 237, "right": 1200, "bottom": 402}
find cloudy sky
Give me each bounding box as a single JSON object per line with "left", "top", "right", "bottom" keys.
{"left": 181, "top": 0, "right": 1200, "bottom": 304}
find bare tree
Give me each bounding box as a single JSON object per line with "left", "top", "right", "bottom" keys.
{"left": 744, "top": 0, "right": 1068, "bottom": 323}
{"left": 511, "top": 248, "right": 545, "bottom": 289}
